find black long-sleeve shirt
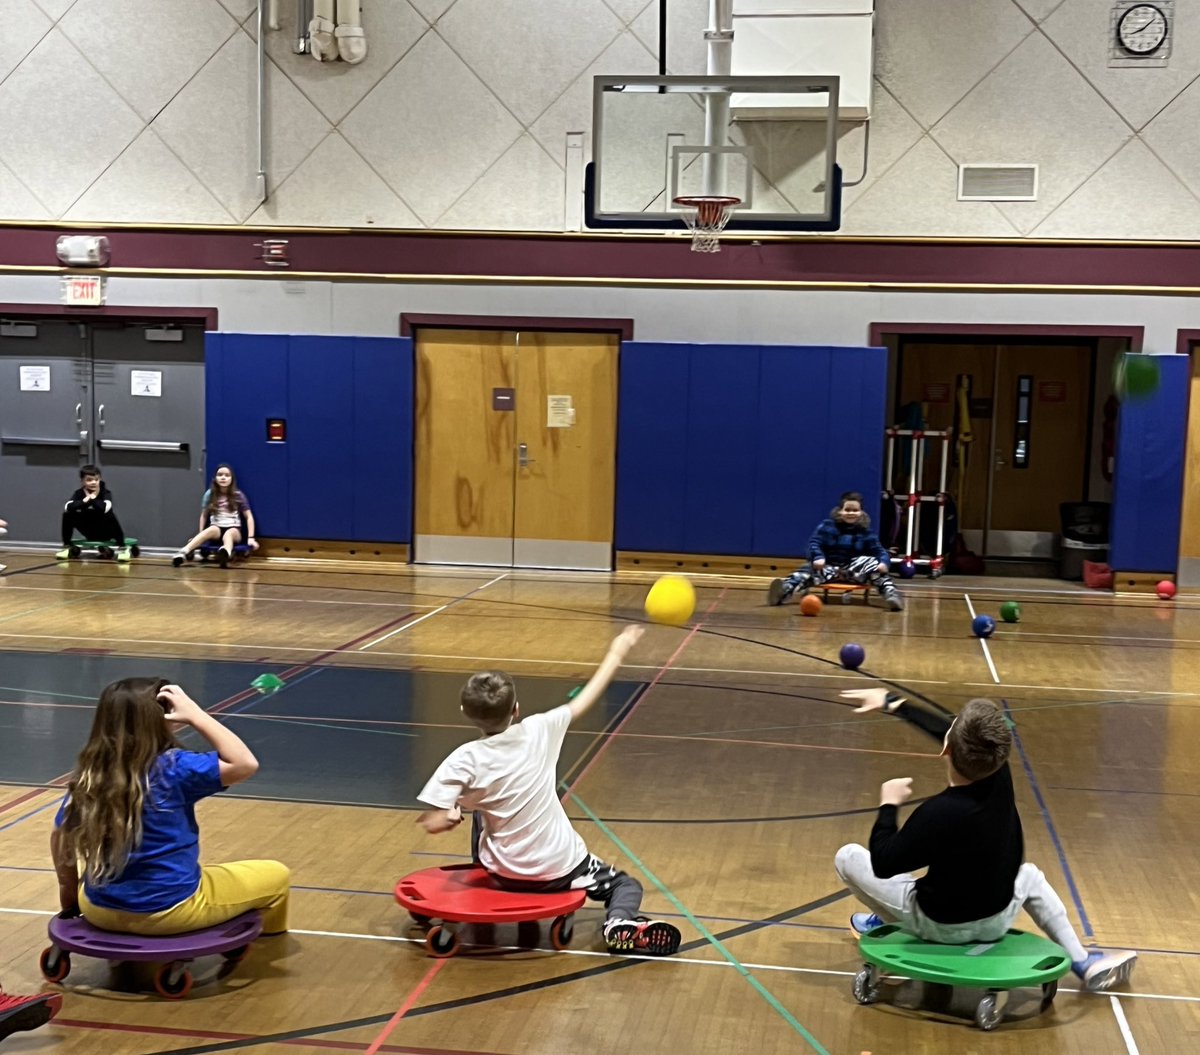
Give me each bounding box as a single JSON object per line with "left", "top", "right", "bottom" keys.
{"left": 869, "top": 701, "right": 1024, "bottom": 924}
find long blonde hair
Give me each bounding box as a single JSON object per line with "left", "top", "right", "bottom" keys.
{"left": 62, "top": 677, "right": 180, "bottom": 885}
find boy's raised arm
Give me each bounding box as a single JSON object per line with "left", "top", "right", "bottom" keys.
{"left": 567, "top": 626, "right": 644, "bottom": 723}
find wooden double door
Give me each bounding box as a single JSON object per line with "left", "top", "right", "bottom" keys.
{"left": 414, "top": 329, "right": 618, "bottom": 570}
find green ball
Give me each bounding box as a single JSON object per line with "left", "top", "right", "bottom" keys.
{"left": 1113, "top": 354, "right": 1160, "bottom": 400}
{"left": 999, "top": 601, "right": 1020, "bottom": 623}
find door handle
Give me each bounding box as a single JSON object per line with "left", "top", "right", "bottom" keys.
{"left": 74, "top": 402, "right": 83, "bottom": 426}
{"left": 97, "top": 403, "right": 106, "bottom": 427}
{"left": 517, "top": 442, "right": 534, "bottom": 469}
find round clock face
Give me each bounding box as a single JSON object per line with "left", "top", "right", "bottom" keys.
{"left": 1118, "top": 4, "right": 1168, "bottom": 55}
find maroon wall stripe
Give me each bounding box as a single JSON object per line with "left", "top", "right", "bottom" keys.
{"left": 4, "top": 225, "right": 1200, "bottom": 288}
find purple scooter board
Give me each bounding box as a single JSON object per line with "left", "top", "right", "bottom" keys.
{"left": 40, "top": 910, "right": 262, "bottom": 999}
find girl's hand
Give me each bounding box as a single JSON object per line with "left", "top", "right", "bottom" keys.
{"left": 812, "top": 558, "right": 826, "bottom": 570}
{"left": 158, "top": 684, "right": 205, "bottom": 726}
{"left": 247, "top": 538, "right": 259, "bottom": 552}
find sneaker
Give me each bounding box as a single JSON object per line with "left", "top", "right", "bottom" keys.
{"left": 603, "top": 916, "right": 682, "bottom": 956}
{"left": 55, "top": 548, "right": 71, "bottom": 560}
{"left": 116, "top": 546, "right": 132, "bottom": 562}
{"left": 882, "top": 587, "right": 904, "bottom": 612}
{"left": 1073, "top": 950, "right": 1137, "bottom": 992}
{"left": 172, "top": 550, "right": 187, "bottom": 567}
{"left": 850, "top": 912, "right": 885, "bottom": 935}
{"left": 767, "top": 577, "right": 790, "bottom": 606}
{"left": 217, "top": 547, "right": 230, "bottom": 568}
{"left": 0, "top": 992, "right": 62, "bottom": 1041}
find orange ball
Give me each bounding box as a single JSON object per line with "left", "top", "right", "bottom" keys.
{"left": 799, "top": 594, "right": 823, "bottom": 617}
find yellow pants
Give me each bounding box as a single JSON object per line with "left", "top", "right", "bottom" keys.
{"left": 80, "top": 860, "right": 290, "bottom": 936}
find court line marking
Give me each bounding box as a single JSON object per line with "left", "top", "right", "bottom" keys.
{"left": 365, "top": 958, "right": 449, "bottom": 1055}
{"left": 963, "top": 593, "right": 1000, "bottom": 684}
{"left": 0, "top": 627, "right": 1194, "bottom": 700}
{"left": 1111, "top": 993, "right": 1142, "bottom": 1053}
{"left": 1, "top": 907, "right": 1190, "bottom": 1004}
{"left": 0, "top": 583, "right": 446, "bottom": 610}
{"left": 358, "top": 573, "right": 507, "bottom": 651}
{"left": 1000, "top": 699, "right": 1093, "bottom": 939}
{"left": 571, "top": 793, "right": 831, "bottom": 1055}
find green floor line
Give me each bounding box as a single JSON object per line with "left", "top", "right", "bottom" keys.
{"left": 567, "top": 789, "right": 832, "bottom": 1055}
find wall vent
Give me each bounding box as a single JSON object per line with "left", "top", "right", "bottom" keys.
{"left": 957, "top": 164, "right": 1038, "bottom": 202}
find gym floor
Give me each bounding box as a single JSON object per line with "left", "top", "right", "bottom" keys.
{"left": 0, "top": 554, "right": 1196, "bottom": 1054}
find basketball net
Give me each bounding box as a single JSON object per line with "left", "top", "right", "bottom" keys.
{"left": 674, "top": 195, "right": 741, "bottom": 253}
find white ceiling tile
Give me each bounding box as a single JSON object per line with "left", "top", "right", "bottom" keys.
{"left": 30, "top": 0, "right": 78, "bottom": 20}
{"left": 0, "top": 29, "right": 143, "bottom": 215}
{"left": 875, "top": 0, "right": 1033, "bottom": 128}
{"left": 60, "top": 0, "right": 238, "bottom": 122}
{"left": 340, "top": 32, "right": 521, "bottom": 223}
{"left": 439, "top": 135, "right": 564, "bottom": 230}
{"left": 0, "top": 0, "right": 51, "bottom": 85}
{"left": 1042, "top": 0, "right": 1200, "bottom": 130}
{"left": 437, "top": 0, "right": 624, "bottom": 125}
{"left": 529, "top": 30, "right": 657, "bottom": 163}
{"left": 934, "top": 33, "right": 1131, "bottom": 231}
{"left": 1144, "top": 76, "right": 1200, "bottom": 201}
{"left": 64, "top": 129, "right": 235, "bottom": 222}
{"left": 0, "top": 159, "right": 50, "bottom": 219}
{"left": 1030, "top": 138, "right": 1200, "bottom": 239}
{"left": 248, "top": 133, "right": 422, "bottom": 227}
{"left": 841, "top": 136, "right": 1020, "bottom": 236}
{"left": 408, "top": 0, "right": 457, "bottom": 24}
{"left": 152, "top": 33, "right": 331, "bottom": 221}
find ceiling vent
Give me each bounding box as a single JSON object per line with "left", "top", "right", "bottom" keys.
{"left": 958, "top": 164, "right": 1038, "bottom": 202}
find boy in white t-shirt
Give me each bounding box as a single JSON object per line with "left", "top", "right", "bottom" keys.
{"left": 417, "top": 626, "right": 682, "bottom": 956}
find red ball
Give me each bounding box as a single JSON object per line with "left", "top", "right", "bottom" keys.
{"left": 1156, "top": 580, "right": 1176, "bottom": 600}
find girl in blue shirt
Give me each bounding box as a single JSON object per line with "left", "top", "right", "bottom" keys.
{"left": 51, "top": 678, "right": 289, "bottom": 936}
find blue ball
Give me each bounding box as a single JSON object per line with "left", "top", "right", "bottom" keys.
{"left": 972, "top": 614, "right": 996, "bottom": 638}
{"left": 898, "top": 560, "right": 916, "bottom": 579}
{"left": 839, "top": 642, "right": 866, "bottom": 670}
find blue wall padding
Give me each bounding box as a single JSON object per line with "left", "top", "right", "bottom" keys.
{"left": 206, "top": 334, "right": 413, "bottom": 542}
{"left": 1110, "top": 355, "right": 1190, "bottom": 571}
{"left": 352, "top": 337, "right": 413, "bottom": 541}
{"left": 617, "top": 342, "right": 888, "bottom": 556}
{"left": 615, "top": 343, "right": 691, "bottom": 551}
{"left": 684, "top": 346, "right": 761, "bottom": 553}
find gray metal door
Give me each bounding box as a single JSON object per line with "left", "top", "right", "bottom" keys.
{"left": 0, "top": 321, "right": 89, "bottom": 544}
{"left": 91, "top": 325, "right": 206, "bottom": 549}
{"left": 0, "top": 319, "right": 206, "bottom": 549}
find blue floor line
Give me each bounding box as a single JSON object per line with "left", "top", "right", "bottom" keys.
{"left": 1001, "top": 698, "right": 1093, "bottom": 938}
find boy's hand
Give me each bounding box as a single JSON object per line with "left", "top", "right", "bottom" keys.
{"left": 812, "top": 558, "right": 826, "bottom": 570}
{"left": 880, "top": 777, "right": 913, "bottom": 806}
{"left": 840, "top": 688, "right": 891, "bottom": 714}
{"left": 609, "top": 625, "right": 644, "bottom": 658}
{"left": 416, "top": 806, "right": 463, "bottom": 834}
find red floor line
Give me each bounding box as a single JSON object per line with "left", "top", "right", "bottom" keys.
{"left": 561, "top": 588, "right": 729, "bottom": 800}
{"left": 364, "top": 957, "right": 449, "bottom": 1055}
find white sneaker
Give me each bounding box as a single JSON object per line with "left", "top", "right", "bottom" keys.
{"left": 1075, "top": 949, "right": 1137, "bottom": 992}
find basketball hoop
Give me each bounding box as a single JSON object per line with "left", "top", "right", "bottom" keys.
{"left": 673, "top": 195, "right": 741, "bottom": 253}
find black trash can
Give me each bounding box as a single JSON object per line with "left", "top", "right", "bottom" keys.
{"left": 1059, "top": 502, "right": 1110, "bottom": 580}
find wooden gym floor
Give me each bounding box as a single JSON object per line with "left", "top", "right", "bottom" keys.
{"left": 0, "top": 554, "right": 1197, "bottom": 1054}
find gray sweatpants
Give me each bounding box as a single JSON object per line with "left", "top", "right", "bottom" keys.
{"left": 834, "top": 842, "right": 1088, "bottom": 962}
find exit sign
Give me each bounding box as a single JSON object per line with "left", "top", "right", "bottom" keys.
{"left": 61, "top": 275, "right": 105, "bottom": 306}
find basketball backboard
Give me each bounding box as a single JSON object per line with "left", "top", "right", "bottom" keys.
{"left": 585, "top": 75, "right": 841, "bottom": 233}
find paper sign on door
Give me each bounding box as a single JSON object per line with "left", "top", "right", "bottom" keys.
{"left": 131, "top": 370, "right": 162, "bottom": 397}
{"left": 547, "top": 395, "right": 575, "bottom": 427}
{"left": 19, "top": 366, "right": 50, "bottom": 392}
